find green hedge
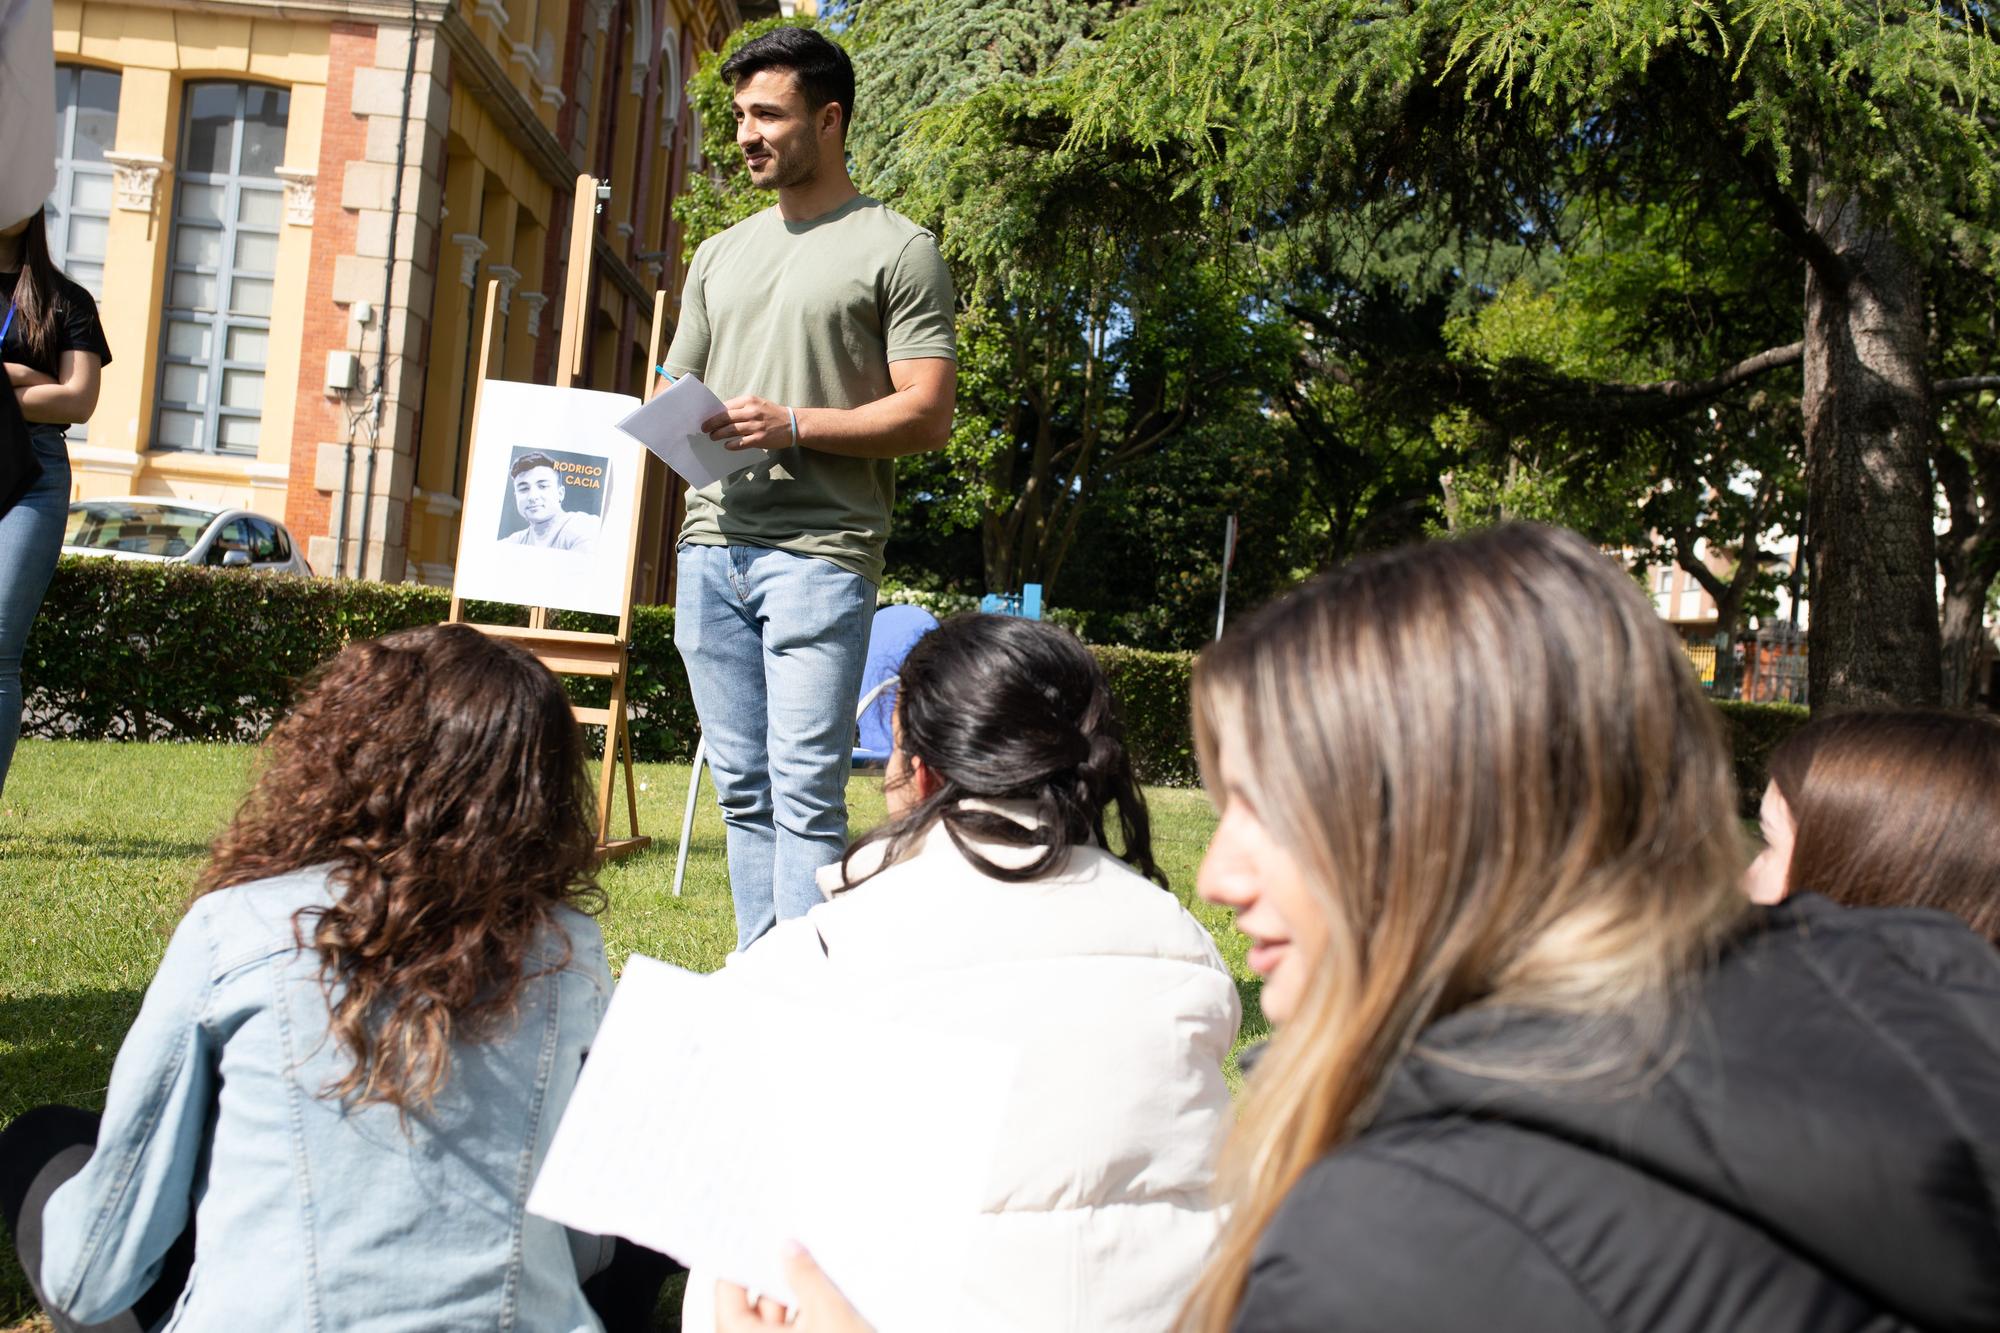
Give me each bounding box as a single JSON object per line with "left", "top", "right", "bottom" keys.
{"left": 1096, "top": 645, "right": 1198, "bottom": 787}
{"left": 26, "top": 560, "right": 1803, "bottom": 797}
{"left": 1712, "top": 699, "right": 1812, "bottom": 816}
{"left": 23, "top": 560, "right": 1195, "bottom": 783}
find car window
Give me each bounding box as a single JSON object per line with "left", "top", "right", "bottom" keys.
{"left": 244, "top": 518, "right": 283, "bottom": 564}
{"left": 206, "top": 519, "right": 254, "bottom": 566}
{"left": 64, "top": 502, "right": 214, "bottom": 558}
{"left": 267, "top": 522, "right": 292, "bottom": 563}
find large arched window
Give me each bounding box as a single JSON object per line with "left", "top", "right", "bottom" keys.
{"left": 658, "top": 25, "right": 680, "bottom": 135}
{"left": 48, "top": 65, "right": 120, "bottom": 444}
{"left": 629, "top": 0, "right": 651, "bottom": 95}
{"left": 48, "top": 65, "right": 119, "bottom": 299}
{"left": 154, "top": 81, "right": 289, "bottom": 456}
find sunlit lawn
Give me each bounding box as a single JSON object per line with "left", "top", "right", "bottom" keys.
{"left": 0, "top": 739, "right": 1256, "bottom": 1330}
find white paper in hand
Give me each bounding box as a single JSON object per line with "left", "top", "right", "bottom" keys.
{"left": 613, "top": 374, "right": 752, "bottom": 489}
{"left": 526, "top": 955, "right": 1019, "bottom": 1332}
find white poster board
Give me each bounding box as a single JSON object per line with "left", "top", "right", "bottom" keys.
{"left": 453, "top": 380, "right": 643, "bottom": 617}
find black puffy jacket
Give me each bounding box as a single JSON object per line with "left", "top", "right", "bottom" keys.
{"left": 1235, "top": 895, "right": 2000, "bottom": 1332}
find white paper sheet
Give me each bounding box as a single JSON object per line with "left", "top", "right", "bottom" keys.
{"left": 613, "top": 374, "right": 755, "bottom": 489}
{"left": 527, "top": 956, "right": 1020, "bottom": 1332}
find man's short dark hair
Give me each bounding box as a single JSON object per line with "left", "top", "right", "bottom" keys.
{"left": 720, "top": 26, "right": 855, "bottom": 137}
{"left": 511, "top": 451, "right": 558, "bottom": 478}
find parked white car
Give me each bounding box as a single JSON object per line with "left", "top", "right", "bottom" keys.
{"left": 62, "top": 497, "right": 313, "bottom": 575}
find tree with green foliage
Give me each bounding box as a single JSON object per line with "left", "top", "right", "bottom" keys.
{"left": 1034, "top": 0, "right": 2000, "bottom": 707}
{"left": 845, "top": 0, "right": 1305, "bottom": 599}
{"left": 1438, "top": 199, "right": 1806, "bottom": 666}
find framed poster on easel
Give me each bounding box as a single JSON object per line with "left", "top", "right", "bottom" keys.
{"left": 447, "top": 174, "right": 668, "bottom": 861}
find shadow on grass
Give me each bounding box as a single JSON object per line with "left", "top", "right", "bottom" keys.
{"left": 1, "top": 988, "right": 143, "bottom": 1327}
{"left": 0, "top": 989, "right": 141, "bottom": 1122}
{"left": 5, "top": 832, "right": 212, "bottom": 862}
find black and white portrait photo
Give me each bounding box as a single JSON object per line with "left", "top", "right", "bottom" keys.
{"left": 496, "top": 447, "right": 608, "bottom": 554}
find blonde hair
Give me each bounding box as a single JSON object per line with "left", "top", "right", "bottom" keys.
{"left": 1179, "top": 524, "right": 1749, "bottom": 1332}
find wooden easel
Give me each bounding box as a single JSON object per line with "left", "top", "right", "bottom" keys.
{"left": 447, "top": 174, "right": 655, "bottom": 861}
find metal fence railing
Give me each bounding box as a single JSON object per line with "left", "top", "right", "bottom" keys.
{"left": 1683, "top": 630, "right": 1808, "bottom": 706}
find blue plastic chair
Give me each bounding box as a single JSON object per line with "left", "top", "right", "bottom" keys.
{"left": 853, "top": 603, "right": 940, "bottom": 766}
{"left": 670, "top": 603, "right": 939, "bottom": 897}
{"left": 977, "top": 583, "right": 1043, "bottom": 620}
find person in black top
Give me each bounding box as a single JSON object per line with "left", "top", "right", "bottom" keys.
{"left": 1, "top": 206, "right": 110, "bottom": 796}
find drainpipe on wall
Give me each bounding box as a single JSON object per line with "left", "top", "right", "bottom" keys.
{"left": 333, "top": 406, "right": 357, "bottom": 578}
{"left": 359, "top": 0, "right": 420, "bottom": 579}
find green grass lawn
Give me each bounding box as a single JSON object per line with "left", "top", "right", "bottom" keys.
{"left": 0, "top": 739, "right": 1259, "bottom": 1330}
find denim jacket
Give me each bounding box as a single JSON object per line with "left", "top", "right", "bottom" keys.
{"left": 38, "top": 868, "right": 614, "bottom": 1331}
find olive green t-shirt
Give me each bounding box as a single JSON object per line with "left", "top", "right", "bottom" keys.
{"left": 664, "top": 195, "right": 957, "bottom": 584}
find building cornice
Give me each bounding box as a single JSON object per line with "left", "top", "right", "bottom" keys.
{"left": 437, "top": 7, "right": 579, "bottom": 190}
{"left": 106, "top": 0, "right": 453, "bottom": 26}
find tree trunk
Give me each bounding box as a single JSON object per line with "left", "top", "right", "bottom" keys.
{"left": 1933, "top": 442, "right": 2000, "bottom": 709}
{"left": 1939, "top": 577, "right": 1988, "bottom": 709}
{"left": 1800, "top": 178, "right": 1941, "bottom": 708}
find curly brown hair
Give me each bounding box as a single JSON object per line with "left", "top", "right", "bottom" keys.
{"left": 198, "top": 622, "right": 603, "bottom": 1117}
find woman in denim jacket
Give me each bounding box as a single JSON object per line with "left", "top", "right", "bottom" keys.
{"left": 0, "top": 624, "right": 667, "bottom": 1331}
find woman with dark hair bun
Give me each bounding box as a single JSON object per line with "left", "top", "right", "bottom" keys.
{"left": 1746, "top": 708, "right": 2000, "bottom": 942}
{"left": 688, "top": 613, "right": 1240, "bottom": 1333}
{"left": 0, "top": 624, "right": 670, "bottom": 1332}
{"left": 841, "top": 610, "right": 1165, "bottom": 893}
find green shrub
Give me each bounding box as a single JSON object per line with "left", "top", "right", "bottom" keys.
{"left": 1713, "top": 699, "right": 1812, "bottom": 816}
{"left": 26, "top": 560, "right": 446, "bottom": 743}
{"left": 1096, "top": 645, "right": 1199, "bottom": 787}
{"left": 20, "top": 560, "right": 698, "bottom": 758}
{"left": 23, "top": 560, "right": 1201, "bottom": 782}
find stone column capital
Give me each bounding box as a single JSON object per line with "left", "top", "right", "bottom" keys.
{"left": 275, "top": 168, "right": 316, "bottom": 226}
{"left": 488, "top": 264, "right": 522, "bottom": 315}
{"left": 103, "top": 152, "right": 168, "bottom": 212}
{"left": 450, "top": 232, "right": 488, "bottom": 289}
{"left": 518, "top": 290, "right": 549, "bottom": 338}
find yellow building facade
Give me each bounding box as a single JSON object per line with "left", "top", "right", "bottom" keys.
{"left": 44, "top": 0, "right": 761, "bottom": 593}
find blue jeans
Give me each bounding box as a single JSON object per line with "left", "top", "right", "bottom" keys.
{"left": 0, "top": 426, "right": 68, "bottom": 796}
{"left": 675, "top": 543, "right": 875, "bottom": 950}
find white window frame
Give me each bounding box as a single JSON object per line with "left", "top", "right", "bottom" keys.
{"left": 47, "top": 64, "right": 121, "bottom": 445}
{"left": 153, "top": 81, "right": 289, "bottom": 457}
{"left": 47, "top": 65, "right": 119, "bottom": 299}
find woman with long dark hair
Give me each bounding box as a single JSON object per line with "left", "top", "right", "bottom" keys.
{"left": 0, "top": 624, "right": 666, "bottom": 1332}
{"left": 1746, "top": 708, "right": 2000, "bottom": 942}
{"left": 694, "top": 613, "right": 1239, "bottom": 1333}
{"left": 1, "top": 206, "right": 109, "bottom": 795}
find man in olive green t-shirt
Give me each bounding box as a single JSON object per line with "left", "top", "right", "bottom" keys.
{"left": 662, "top": 27, "right": 956, "bottom": 951}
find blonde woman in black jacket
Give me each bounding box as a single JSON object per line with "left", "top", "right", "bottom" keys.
{"left": 1180, "top": 524, "right": 2000, "bottom": 1333}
